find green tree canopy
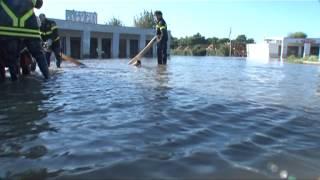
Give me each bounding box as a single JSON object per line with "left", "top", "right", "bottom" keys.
{"left": 106, "top": 17, "right": 123, "bottom": 26}
{"left": 208, "top": 37, "right": 219, "bottom": 45}
{"left": 171, "top": 37, "right": 179, "bottom": 49}
{"left": 190, "top": 33, "right": 208, "bottom": 45}
{"left": 288, "top": 32, "right": 308, "bottom": 38}
{"left": 218, "top": 38, "right": 230, "bottom": 44}
{"left": 235, "top": 34, "right": 247, "bottom": 43}
{"left": 178, "top": 37, "right": 192, "bottom": 47}
{"left": 134, "top": 10, "right": 156, "bottom": 29}
{"left": 246, "top": 38, "right": 255, "bottom": 44}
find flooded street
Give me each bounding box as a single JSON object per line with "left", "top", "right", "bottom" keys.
{"left": 1, "top": 56, "right": 320, "bottom": 179}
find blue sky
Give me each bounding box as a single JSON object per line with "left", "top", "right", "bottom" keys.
{"left": 36, "top": 0, "right": 320, "bottom": 42}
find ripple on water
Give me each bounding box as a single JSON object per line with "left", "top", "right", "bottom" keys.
{"left": 1, "top": 58, "right": 320, "bottom": 179}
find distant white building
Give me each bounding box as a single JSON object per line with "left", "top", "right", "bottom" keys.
{"left": 247, "top": 37, "right": 320, "bottom": 60}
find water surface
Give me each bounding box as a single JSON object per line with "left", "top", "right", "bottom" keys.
{"left": 1, "top": 56, "right": 320, "bottom": 179}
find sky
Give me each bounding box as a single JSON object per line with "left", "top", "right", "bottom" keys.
{"left": 36, "top": 0, "right": 320, "bottom": 42}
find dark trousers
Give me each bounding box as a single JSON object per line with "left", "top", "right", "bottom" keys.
{"left": 157, "top": 39, "right": 168, "bottom": 65}
{"left": 0, "top": 48, "right": 5, "bottom": 82}
{"left": 46, "top": 41, "right": 61, "bottom": 68}
{"left": 0, "top": 38, "right": 49, "bottom": 81}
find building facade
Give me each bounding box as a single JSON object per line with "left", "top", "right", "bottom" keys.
{"left": 247, "top": 37, "right": 320, "bottom": 60}
{"left": 51, "top": 11, "right": 170, "bottom": 59}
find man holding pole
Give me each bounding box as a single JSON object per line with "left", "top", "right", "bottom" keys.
{"left": 154, "top": 11, "right": 168, "bottom": 65}
{"left": 39, "top": 13, "right": 62, "bottom": 68}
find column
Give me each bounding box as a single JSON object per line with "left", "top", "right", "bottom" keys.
{"left": 82, "top": 30, "right": 91, "bottom": 59}
{"left": 139, "top": 34, "right": 146, "bottom": 51}
{"left": 281, "top": 39, "right": 288, "bottom": 59}
{"left": 126, "top": 39, "right": 130, "bottom": 58}
{"left": 66, "top": 36, "right": 71, "bottom": 56}
{"left": 298, "top": 46, "right": 303, "bottom": 57}
{"left": 97, "top": 37, "right": 102, "bottom": 59}
{"left": 112, "top": 33, "right": 120, "bottom": 58}
{"left": 303, "top": 43, "right": 311, "bottom": 58}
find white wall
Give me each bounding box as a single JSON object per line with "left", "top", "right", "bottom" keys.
{"left": 247, "top": 43, "right": 270, "bottom": 60}
{"left": 269, "top": 43, "right": 280, "bottom": 58}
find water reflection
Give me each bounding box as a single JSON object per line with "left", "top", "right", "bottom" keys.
{"left": 0, "top": 78, "right": 52, "bottom": 178}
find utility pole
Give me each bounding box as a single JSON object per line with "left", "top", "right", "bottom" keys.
{"left": 229, "top": 27, "right": 232, "bottom": 57}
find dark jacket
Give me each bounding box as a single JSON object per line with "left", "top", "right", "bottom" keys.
{"left": 0, "top": 0, "right": 42, "bottom": 39}
{"left": 156, "top": 18, "right": 168, "bottom": 41}
{"left": 40, "top": 19, "right": 60, "bottom": 43}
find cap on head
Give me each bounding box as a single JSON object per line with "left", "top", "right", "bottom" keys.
{"left": 39, "top": 13, "right": 46, "bottom": 22}
{"left": 39, "top": 13, "right": 46, "bottom": 19}
{"left": 154, "top": 11, "right": 163, "bottom": 16}
{"left": 34, "top": 0, "right": 43, "bottom": 9}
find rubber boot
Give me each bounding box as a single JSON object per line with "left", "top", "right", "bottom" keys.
{"left": 34, "top": 54, "right": 49, "bottom": 79}
{"left": 0, "top": 65, "right": 5, "bottom": 82}
{"left": 26, "top": 40, "right": 49, "bottom": 79}
{"left": 8, "top": 64, "right": 18, "bottom": 81}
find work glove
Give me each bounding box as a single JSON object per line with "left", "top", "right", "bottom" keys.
{"left": 46, "top": 39, "right": 53, "bottom": 47}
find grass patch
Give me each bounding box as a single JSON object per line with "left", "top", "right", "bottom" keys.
{"left": 286, "top": 55, "right": 319, "bottom": 64}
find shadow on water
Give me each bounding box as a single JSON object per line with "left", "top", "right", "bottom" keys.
{"left": 0, "top": 78, "right": 55, "bottom": 179}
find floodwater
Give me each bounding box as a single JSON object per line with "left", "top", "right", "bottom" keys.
{"left": 1, "top": 56, "right": 320, "bottom": 180}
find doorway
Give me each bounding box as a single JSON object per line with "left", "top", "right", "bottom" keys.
{"left": 70, "top": 37, "right": 81, "bottom": 59}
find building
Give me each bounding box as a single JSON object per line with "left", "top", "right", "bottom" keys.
{"left": 247, "top": 37, "right": 320, "bottom": 60}
{"left": 53, "top": 10, "right": 170, "bottom": 59}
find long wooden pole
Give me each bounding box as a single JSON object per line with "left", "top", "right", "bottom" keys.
{"left": 128, "top": 36, "right": 157, "bottom": 65}
{"left": 60, "top": 53, "right": 87, "bottom": 67}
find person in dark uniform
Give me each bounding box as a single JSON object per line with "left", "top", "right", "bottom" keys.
{"left": 0, "top": 0, "right": 49, "bottom": 81}
{"left": 0, "top": 45, "right": 5, "bottom": 82}
{"left": 155, "top": 11, "right": 168, "bottom": 65}
{"left": 39, "top": 14, "right": 61, "bottom": 68}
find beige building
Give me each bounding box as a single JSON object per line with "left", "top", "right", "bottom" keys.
{"left": 51, "top": 10, "right": 171, "bottom": 59}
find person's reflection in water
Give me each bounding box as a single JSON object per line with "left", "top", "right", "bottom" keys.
{"left": 153, "top": 65, "right": 170, "bottom": 99}
{"left": 0, "top": 79, "right": 54, "bottom": 179}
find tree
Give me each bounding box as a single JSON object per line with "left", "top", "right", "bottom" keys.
{"left": 106, "top": 17, "right": 123, "bottom": 26}
{"left": 235, "top": 34, "right": 247, "bottom": 43}
{"left": 190, "top": 33, "right": 208, "bottom": 45}
{"left": 134, "top": 10, "right": 156, "bottom": 29}
{"left": 246, "top": 38, "right": 255, "bottom": 44}
{"left": 288, "top": 32, "right": 308, "bottom": 38}
{"left": 207, "top": 37, "right": 219, "bottom": 45}
{"left": 179, "top": 37, "right": 192, "bottom": 47}
{"left": 170, "top": 36, "right": 179, "bottom": 49}
{"left": 218, "top": 38, "right": 230, "bottom": 44}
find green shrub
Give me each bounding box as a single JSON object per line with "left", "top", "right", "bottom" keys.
{"left": 286, "top": 55, "right": 303, "bottom": 64}
{"left": 301, "top": 55, "right": 319, "bottom": 62}
{"left": 215, "top": 45, "right": 230, "bottom": 56}
{"left": 206, "top": 49, "right": 217, "bottom": 56}
{"left": 192, "top": 45, "right": 207, "bottom": 56}
{"left": 171, "top": 47, "right": 192, "bottom": 56}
